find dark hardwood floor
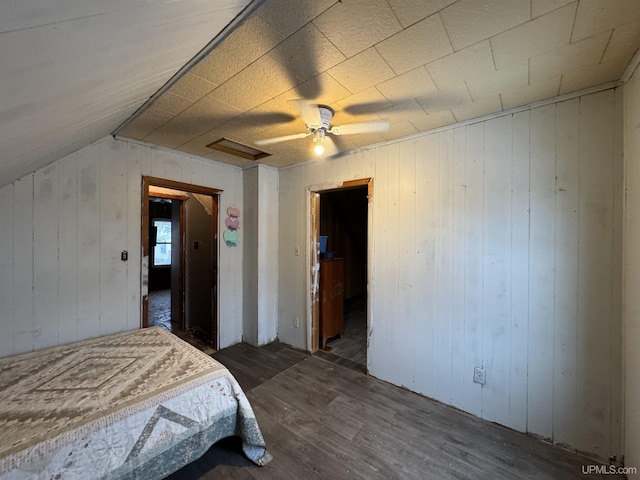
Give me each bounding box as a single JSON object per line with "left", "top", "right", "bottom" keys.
{"left": 148, "top": 289, "right": 215, "bottom": 354}
{"left": 167, "top": 341, "right": 622, "bottom": 480}
{"left": 322, "top": 294, "right": 367, "bottom": 370}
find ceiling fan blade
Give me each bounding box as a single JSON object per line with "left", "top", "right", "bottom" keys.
{"left": 322, "top": 136, "right": 339, "bottom": 157}
{"left": 329, "top": 119, "right": 390, "bottom": 136}
{"left": 296, "top": 99, "right": 322, "bottom": 126}
{"left": 255, "top": 132, "right": 310, "bottom": 146}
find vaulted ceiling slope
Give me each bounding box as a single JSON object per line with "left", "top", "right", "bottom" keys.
{"left": 116, "top": 0, "right": 640, "bottom": 169}
{"left": 0, "top": 0, "right": 255, "bottom": 187}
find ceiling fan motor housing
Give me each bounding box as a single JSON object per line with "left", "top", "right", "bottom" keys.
{"left": 307, "top": 104, "right": 334, "bottom": 133}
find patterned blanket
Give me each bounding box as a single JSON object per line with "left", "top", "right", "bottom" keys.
{"left": 0, "top": 327, "right": 271, "bottom": 479}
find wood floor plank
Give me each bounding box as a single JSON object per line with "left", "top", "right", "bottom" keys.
{"left": 167, "top": 341, "right": 623, "bottom": 480}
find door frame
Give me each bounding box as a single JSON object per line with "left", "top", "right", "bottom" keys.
{"left": 141, "top": 176, "right": 222, "bottom": 347}
{"left": 309, "top": 178, "right": 373, "bottom": 358}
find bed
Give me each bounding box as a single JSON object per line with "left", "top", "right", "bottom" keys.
{"left": 0, "top": 327, "right": 272, "bottom": 479}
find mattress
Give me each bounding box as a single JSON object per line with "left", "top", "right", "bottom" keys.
{"left": 0, "top": 327, "right": 271, "bottom": 479}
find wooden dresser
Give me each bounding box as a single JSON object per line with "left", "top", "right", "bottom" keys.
{"left": 319, "top": 258, "right": 344, "bottom": 349}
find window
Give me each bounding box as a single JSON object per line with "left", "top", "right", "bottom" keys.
{"left": 153, "top": 219, "right": 172, "bottom": 266}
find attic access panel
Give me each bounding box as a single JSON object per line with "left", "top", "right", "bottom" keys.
{"left": 206, "top": 138, "right": 271, "bottom": 161}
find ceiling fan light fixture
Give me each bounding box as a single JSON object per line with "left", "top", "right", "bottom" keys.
{"left": 312, "top": 128, "right": 326, "bottom": 156}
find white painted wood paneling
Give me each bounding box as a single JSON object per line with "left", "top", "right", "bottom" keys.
{"left": 0, "top": 136, "right": 245, "bottom": 357}
{"left": 12, "top": 177, "right": 35, "bottom": 354}
{"left": 243, "top": 166, "right": 259, "bottom": 346}
{"left": 100, "top": 141, "right": 128, "bottom": 335}
{"left": 609, "top": 87, "right": 623, "bottom": 464}
{"left": 76, "top": 143, "right": 101, "bottom": 341}
{"left": 576, "top": 90, "right": 618, "bottom": 460}
{"left": 508, "top": 110, "right": 530, "bottom": 432}
{"left": 481, "top": 115, "right": 513, "bottom": 427}
{"left": 622, "top": 65, "right": 640, "bottom": 477}
{"left": 33, "top": 165, "right": 60, "bottom": 350}
{"left": 462, "top": 122, "right": 484, "bottom": 418}
{"left": 450, "top": 126, "right": 468, "bottom": 411}
{"left": 0, "top": 0, "right": 253, "bottom": 188}
{"left": 527, "top": 104, "right": 556, "bottom": 441}
{"left": 0, "top": 183, "right": 14, "bottom": 355}
{"left": 57, "top": 153, "right": 79, "bottom": 346}
{"left": 257, "top": 165, "right": 279, "bottom": 345}
{"left": 276, "top": 167, "right": 308, "bottom": 348}
{"left": 553, "top": 98, "right": 580, "bottom": 449}
{"left": 125, "top": 143, "right": 142, "bottom": 330}
{"left": 396, "top": 140, "right": 417, "bottom": 391}
{"left": 277, "top": 88, "right": 623, "bottom": 462}
{"left": 413, "top": 135, "right": 438, "bottom": 396}
{"left": 435, "top": 129, "right": 454, "bottom": 404}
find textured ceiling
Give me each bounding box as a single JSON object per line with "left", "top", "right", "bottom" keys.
{"left": 0, "top": 0, "right": 254, "bottom": 187}
{"left": 117, "top": 0, "right": 640, "bottom": 169}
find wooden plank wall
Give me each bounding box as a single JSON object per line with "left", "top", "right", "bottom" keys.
{"left": 277, "top": 89, "right": 623, "bottom": 461}
{"left": 242, "top": 164, "right": 279, "bottom": 347}
{"left": 0, "top": 137, "right": 244, "bottom": 357}
{"left": 623, "top": 69, "right": 640, "bottom": 473}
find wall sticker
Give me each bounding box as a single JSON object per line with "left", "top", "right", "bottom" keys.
{"left": 223, "top": 206, "right": 240, "bottom": 247}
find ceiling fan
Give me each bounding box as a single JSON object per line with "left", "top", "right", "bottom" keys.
{"left": 254, "top": 101, "right": 390, "bottom": 157}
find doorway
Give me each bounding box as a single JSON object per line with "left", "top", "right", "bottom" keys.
{"left": 142, "top": 176, "right": 221, "bottom": 351}
{"left": 311, "top": 179, "right": 370, "bottom": 370}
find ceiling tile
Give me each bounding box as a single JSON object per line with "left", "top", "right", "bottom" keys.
{"left": 312, "top": 0, "right": 402, "bottom": 58}
{"left": 572, "top": 0, "right": 640, "bottom": 42}
{"left": 188, "top": 14, "right": 285, "bottom": 86}
{"left": 528, "top": 31, "right": 609, "bottom": 79}
{"left": 601, "top": 21, "right": 640, "bottom": 64}
{"left": 179, "top": 128, "right": 255, "bottom": 161}
{"left": 295, "top": 73, "right": 353, "bottom": 106}
{"left": 258, "top": 73, "right": 352, "bottom": 120}
{"left": 270, "top": 23, "right": 346, "bottom": 85}
{"left": 531, "top": 0, "right": 575, "bottom": 18}
{"left": 256, "top": 91, "right": 305, "bottom": 122}
{"left": 116, "top": 122, "right": 154, "bottom": 141}
{"left": 215, "top": 116, "right": 279, "bottom": 145}
{"left": 336, "top": 87, "right": 394, "bottom": 116}
{"left": 376, "top": 66, "right": 439, "bottom": 102}
{"left": 386, "top": 0, "right": 458, "bottom": 28}
{"left": 559, "top": 55, "right": 629, "bottom": 94}
{"left": 450, "top": 94, "right": 502, "bottom": 122}
{"left": 177, "top": 95, "right": 244, "bottom": 131}
{"left": 167, "top": 72, "right": 217, "bottom": 102}
{"left": 117, "top": 107, "right": 175, "bottom": 140}
{"left": 500, "top": 72, "right": 561, "bottom": 109}
{"left": 209, "top": 50, "right": 302, "bottom": 111}
{"left": 377, "top": 99, "right": 429, "bottom": 125}
{"left": 491, "top": 2, "right": 577, "bottom": 70}
{"left": 440, "top": 0, "right": 531, "bottom": 51}
{"left": 328, "top": 48, "right": 396, "bottom": 94}
{"left": 417, "top": 82, "right": 471, "bottom": 113}
{"left": 410, "top": 108, "right": 457, "bottom": 131}
{"left": 256, "top": 0, "right": 336, "bottom": 37}
{"left": 142, "top": 122, "right": 196, "bottom": 149}
{"left": 381, "top": 120, "right": 419, "bottom": 140}
{"left": 465, "top": 61, "right": 529, "bottom": 101}
{"left": 426, "top": 41, "right": 496, "bottom": 88}
{"left": 151, "top": 92, "right": 194, "bottom": 116}
{"left": 204, "top": 151, "right": 253, "bottom": 168}
{"left": 177, "top": 135, "right": 223, "bottom": 160}
{"left": 376, "top": 14, "right": 453, "bottom": 75}
{"left": 112, "top": 0, "right": 640, "bottom": 171}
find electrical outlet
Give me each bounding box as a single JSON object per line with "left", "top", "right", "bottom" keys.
{"left": 294, "top": 317, "right": 300, "bottom": 328}
{"left": 473, "top": 366, "right": 486, "bottom": 385}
